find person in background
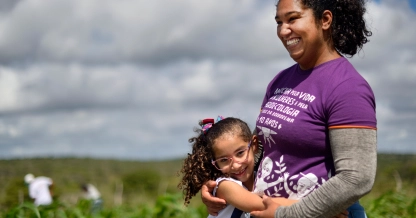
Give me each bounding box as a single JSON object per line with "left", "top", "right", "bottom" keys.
{"left": 81, "top": 183, "right": 103, "bottom": 213}
{"left": 201, "top": 0, "right": 377, "bottom": 217}
{"left": 24, "top": 173, "right": 53, "bottom": 206}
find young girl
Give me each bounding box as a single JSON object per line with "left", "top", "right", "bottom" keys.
{"left": 178, "top": 116, "right": 296, "bottom": 218}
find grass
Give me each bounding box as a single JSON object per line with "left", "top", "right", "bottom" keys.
{"left": 0, "top": 154, "right": 415, "bottom": 217}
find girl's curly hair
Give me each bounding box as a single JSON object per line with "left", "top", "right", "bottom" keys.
{"left": 277, "top": 0, "right": 372, "bottom": 57}
{"left": 177, "top": 117, "right": 259, "bottom": 206}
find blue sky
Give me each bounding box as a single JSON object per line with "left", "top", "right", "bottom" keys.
{"left": 408, "top": 0, "right": 416, "bottom": 10}
{"left": 374, "top": 0, "right": 416, "bottom": 11}
{"left": 0, "top": 0, "right": 415, "bottom": 160}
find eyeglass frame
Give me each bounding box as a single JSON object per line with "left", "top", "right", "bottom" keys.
{"left": 211, "top": 140, "right": 252, "bottom": 171}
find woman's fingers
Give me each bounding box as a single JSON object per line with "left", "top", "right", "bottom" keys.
{"left": 250, "top": 196, "right": 280, "bottom": 218}
{"left": 332, "top": 210, "right": 349, "bottom": 218}
{"left": 201, "top": 180, "right": 226, "bottom": 216}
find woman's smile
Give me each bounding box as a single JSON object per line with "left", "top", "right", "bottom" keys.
{"left": 286, "top": 38, "right": 300, "bottom": 46}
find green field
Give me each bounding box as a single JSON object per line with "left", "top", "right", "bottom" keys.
{"left": 1, "top": 154, "right": 415, "bottom": 217}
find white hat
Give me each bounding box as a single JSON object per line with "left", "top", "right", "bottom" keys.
{"left": 24, "top": 174, "right": 35, "bottom": 184}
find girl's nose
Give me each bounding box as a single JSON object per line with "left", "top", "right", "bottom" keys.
{"left": 230, "top": 160, "right": 243, "bottom": 170}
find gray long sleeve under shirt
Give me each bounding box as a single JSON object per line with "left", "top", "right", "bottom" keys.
{"left": 274, "top": 128, "right": 377, "bottom": 218}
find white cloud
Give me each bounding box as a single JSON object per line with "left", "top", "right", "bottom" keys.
{"left": 354, "top": 1, "right": 416, "bottom": 153}
{"left": 0, "top": 68, "right": 20, "bottom": 110}
{"left": 0, "top": 0, "right": 415, "bottom": 159}
{"left": 0, "top": 0, "right": 282, "bottom": 64}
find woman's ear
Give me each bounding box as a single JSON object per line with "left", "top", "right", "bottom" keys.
{"left": 321, "top": 10, "right": 333, "bottom": 30}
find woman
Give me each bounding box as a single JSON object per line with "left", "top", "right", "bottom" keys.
{"left": 201, "top": 0, "right": 376, "bottom": 217}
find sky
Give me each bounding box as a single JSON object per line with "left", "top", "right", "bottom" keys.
{"left": 0, "top": 0, "right": 415, "bottom": 160}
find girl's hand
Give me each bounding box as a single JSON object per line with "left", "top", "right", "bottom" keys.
{"left": 250, "top": 195, "right": 280, "bottom": 218}
{"left": 201, "top": 180, "right": 226, "bottom": 216}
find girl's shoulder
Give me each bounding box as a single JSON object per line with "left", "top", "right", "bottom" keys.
{"left": 215, "top": 177, "right": 242, "bottom": 186}
{"left": 213, "top": 177, "right": 244, "bottom": 197}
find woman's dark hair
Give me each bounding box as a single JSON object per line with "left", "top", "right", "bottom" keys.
{"left": 177, "top": 117, "right": 257, "bottom": 206}
{"left": 278, "top": 0, "right": 372, "bottom": 57}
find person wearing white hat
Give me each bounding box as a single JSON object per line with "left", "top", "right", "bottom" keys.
{"left": 24, "top": 173, "right": 53, "bottom": 206}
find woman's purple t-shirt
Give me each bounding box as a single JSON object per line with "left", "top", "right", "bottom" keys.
{"left": 253, "top": 57, "right": 376, "bottom": 199}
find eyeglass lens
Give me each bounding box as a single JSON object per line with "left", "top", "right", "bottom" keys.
{"left": 213, "top": 147, "right": 250, "bottom": 170}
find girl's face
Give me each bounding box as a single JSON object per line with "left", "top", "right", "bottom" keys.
{"left": 275, "top": 0, "right": 327, "bottom": 70}
{"left": 212, "top": 134, "right": 257, "bottom": 189}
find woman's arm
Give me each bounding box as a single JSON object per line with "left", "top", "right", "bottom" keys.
{"left": 272, "top": 128, "right": 377, "bottom": 218}
{"left": 250, "top": 196, "right": 349, "bottom": 218}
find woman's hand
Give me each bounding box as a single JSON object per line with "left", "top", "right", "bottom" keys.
{"left": 201, "top": 180, "right": 226, "bottom": 216}
{"left": 250, "top": 196, "right": 349, "bottom": 218}
{"left": 332, "top": 210, "right": 349, "bottom": 218}
{"left": 250, "top": 196, "right": 280, "bottom": 218}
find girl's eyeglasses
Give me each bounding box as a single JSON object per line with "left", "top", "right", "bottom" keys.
{"left": 211, "top": 141, "right": 252, "bottom": 171}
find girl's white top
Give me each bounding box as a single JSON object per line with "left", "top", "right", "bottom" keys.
{"left": 207, "top": 177, "right": 250, "bottom": 218}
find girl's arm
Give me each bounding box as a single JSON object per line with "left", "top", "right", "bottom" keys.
{"left": 216, "top": 180, "right": 297, "bottom": 212}
{"left": 270, "top": 197, "right": 298, "bottom": 206}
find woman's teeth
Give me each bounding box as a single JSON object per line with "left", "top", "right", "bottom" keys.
{"left": 287, "top": 38, "right": 300, "bottom": 46}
